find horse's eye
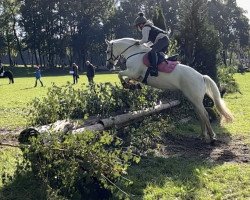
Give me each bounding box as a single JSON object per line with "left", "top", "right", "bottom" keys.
{"left": 106, "top": 51, "right": 110, "bottom": 53}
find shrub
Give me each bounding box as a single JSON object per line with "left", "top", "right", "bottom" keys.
{"left": 217, "top": 65, "right": 240, "bottom": 94}
{"left": 25, "top": 82, "right": 194, "bottom": 198}
{"left": 23, "top": 131, "right": 140, "bottom": 199}
{"left": 27, "top": 82, "right": 162, "bottom": 126}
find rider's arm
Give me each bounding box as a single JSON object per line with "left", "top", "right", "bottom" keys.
{"left": 139, "top": 26, "right": 150, "bottom": 44}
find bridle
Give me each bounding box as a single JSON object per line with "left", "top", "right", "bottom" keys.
{"left": 106, "top": 42, "right": 137, "bottom": 63}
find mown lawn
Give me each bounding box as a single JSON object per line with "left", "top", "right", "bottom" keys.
{"left": 0, "top": 69, "right": 250, "bottom": 199}
{"left": 0, "top": 67, "right": 120, "bottom": 130}
{"left": 221, "top": 73, "right": 250, "bottom": 135}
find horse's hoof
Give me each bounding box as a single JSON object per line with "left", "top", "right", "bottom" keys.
{"left": 136, "top": 83, "right": 142, "bottom": 90}
{"left": 210, "top": 138, "right": 217, "bottom": 146}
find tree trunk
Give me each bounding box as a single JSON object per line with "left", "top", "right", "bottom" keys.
{"left": 12, "top": 18, "right": 27, "bottom": 68}
{"left": 20, "top": 101, "right": 180, "bottom": 137}
{"left": 34, "top": 49, "right": 39, "bottom": 65}
{"left": 6, "top": 37, "right": 13, "bottom": 67}
{"left": 38, "top": 48, "right": 43, "bottom": 67}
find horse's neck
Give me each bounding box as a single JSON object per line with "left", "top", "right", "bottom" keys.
{"left": 116, "top": 43, "right": 150, "bottom": 59}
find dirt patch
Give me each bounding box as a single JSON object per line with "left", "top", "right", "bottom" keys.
{"left": 1, "top": 129, "right": 250, "bottom": 164}
{"left": 0, "top": 129, "right": 20, "bottom": 147}
{"left": 156, "top": 134, "right": 250, "bottom": 163}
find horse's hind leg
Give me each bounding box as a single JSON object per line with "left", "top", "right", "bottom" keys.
{"left": 195, "top": 104, "right": 216, "bottom": 143}
{"left": 193, "top": 107, "right": 209, "bottom": 140}
{"left": 183, "top": 90, "right": 216, "bottom": 143}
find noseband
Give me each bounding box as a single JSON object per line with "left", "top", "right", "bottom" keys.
{"left": 106, "top": 43, "right": 137, "bottom": 63}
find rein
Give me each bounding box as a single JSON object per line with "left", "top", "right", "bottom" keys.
{"left": 106, "top": 42, "right": 147, "bottom": 62}
{"left": 126, "top": 51, "right": 147, "bottom": 60}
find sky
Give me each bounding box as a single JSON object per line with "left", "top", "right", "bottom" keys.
{"left": 236, "top": 0, "right": 250, "bottom": 20}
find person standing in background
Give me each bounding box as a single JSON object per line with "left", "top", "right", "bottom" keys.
{"left": 85, "top": 61, "right": 96, "bottom": 84}
{"left": 34, "top": 65, "right": 44, "bottom": 87}
{"left": 0, "top": 60, "right": 4, "bottom": 76}
{"left": 72, "top": 63, "right": 79, "bottom": 84}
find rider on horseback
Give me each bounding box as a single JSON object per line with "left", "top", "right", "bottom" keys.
{"left": 134, "top": 12, "right": 169, "bottom": 77}
{"left": 0, "top": 60, "right": 4, "bottom": 77}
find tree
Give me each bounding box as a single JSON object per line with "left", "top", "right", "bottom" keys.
{"left": 153, "top": 6, "right": 167, "bottom": 30}
{"left": 177, "top": 0, "right": 220, "bottom": 80}
{"left": 0, "top": 0, "right": 26, "bottom": 66}
{"left": 19, "top": 0, "right": 115, "bottom": 68}
{"left": 208, "top": 0, "right": 249, "bottom": 66}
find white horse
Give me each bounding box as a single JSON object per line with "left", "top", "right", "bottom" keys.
{"left": 105, "top": 38, "right": 233, "bottom": 144}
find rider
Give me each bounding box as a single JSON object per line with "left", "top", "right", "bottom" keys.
{"left": 134, "top": 12, "right": 169, "bottom": 77}
{"left": 0, "top": 59, "right": 4, "bottom": 76}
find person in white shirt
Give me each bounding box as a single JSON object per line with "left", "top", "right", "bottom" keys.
{"left": 134, "top": 12, "right": 169, "bottom": 76}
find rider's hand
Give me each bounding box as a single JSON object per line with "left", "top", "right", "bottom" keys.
{"left": 134, "top": 40, "right": 140, "bottom": 45}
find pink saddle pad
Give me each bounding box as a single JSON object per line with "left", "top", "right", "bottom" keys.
{"left": 143, "top": 53, "right": 178, "bottom": 73}
{"left": 158, "top": 60, "right": 178, "bottom": 73}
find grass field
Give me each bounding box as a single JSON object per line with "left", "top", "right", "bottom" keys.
{"left": 0, "top": 68, "right": 250, "bottom": 199}
{"left": 0, "top": 67, "right": 120, "bottom": 130}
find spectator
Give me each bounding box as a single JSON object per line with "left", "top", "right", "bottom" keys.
{"left": 72, "top": 63, "right": 79, "bottom": 84}
{"left": 0, "top": 60, "right": 4, "bottom": 76}
{"left": 34, "top": 65, "right": 44, "bottom": 87}
{"left": 85, "top": 61, "right": 96, "bottom": 84}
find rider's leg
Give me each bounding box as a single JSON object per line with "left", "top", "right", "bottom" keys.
{"left": 148, "top": 50, "right": 158, "bottom": 76}
{"left": 149, "top": 37, "right": 169, "bottom": 77}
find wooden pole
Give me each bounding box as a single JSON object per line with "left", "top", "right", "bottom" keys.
{"left": 20, "top": 100, "right": 180, "bottom": 136}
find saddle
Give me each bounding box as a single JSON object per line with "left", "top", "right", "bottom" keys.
{"left": 143, "top": 53, "right": 179, "bottom": 74}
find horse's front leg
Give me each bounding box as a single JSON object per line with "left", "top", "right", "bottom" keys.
{"left": 118, "top": 70, "right": 128, "bottom": 86}
{"left": 118, "top": 70, "right": 142, "bottom": 89}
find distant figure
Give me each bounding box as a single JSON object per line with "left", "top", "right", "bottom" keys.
{"left": 72, "top": 63, "right": 79, "bottom": 84}
{"left": 0, "top": 59, "right": 4, "bottom": 76}
{"left": 0, "top": 60, "right": 14, "bottom": 84}
{"left": 34, "top": 65, "right": 44, "bottom": 87}
{"left": 85, "top": 61, "right": 96, "bottom": 84}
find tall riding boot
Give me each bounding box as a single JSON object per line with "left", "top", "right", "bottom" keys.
{"left": 149, "top": 52, "right": 158, "bottom": 76}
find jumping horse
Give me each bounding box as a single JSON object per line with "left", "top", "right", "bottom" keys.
{"left": 105, "top": 38, "right": 233, "bottom": 144}
{"left": 0, "top": 70, "right": 14, "bottom": 84}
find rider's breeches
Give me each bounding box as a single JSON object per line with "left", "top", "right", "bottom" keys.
{"left": 149, "top": 37, "right": 169, "bottom": 68}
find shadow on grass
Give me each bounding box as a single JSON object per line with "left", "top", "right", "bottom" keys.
{"left": 122, "top": 122, "right": 236, "bottom": 199}
{"left": 0, "top": 83, "right": 10, "bottom": 87}
{"left": 20, "top": 87, "right": 36, "bottom": 90}
{"left": 125, "top": 156, "right": 212, "bottom": 199}
{"left": 0, "top": 171, "right": 47, "bottom": 200}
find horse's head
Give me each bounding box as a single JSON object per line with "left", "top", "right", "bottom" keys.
{"left": 105, "top": 39, "right": 117, "bottom": 70}
{"left": 105, "top": 38, "right": 141, "bottom": 70}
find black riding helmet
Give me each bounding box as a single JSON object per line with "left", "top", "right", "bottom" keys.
{"left": 134, "top": 12, "right": 147, "bottom": 27}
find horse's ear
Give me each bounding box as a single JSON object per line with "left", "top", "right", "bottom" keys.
{"left": 105, "top": 39, "right": 110, "bottom": 45}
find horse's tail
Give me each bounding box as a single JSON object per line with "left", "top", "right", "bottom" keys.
{"left": 203, "top": 75, "right": 233, "bottom": 123}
